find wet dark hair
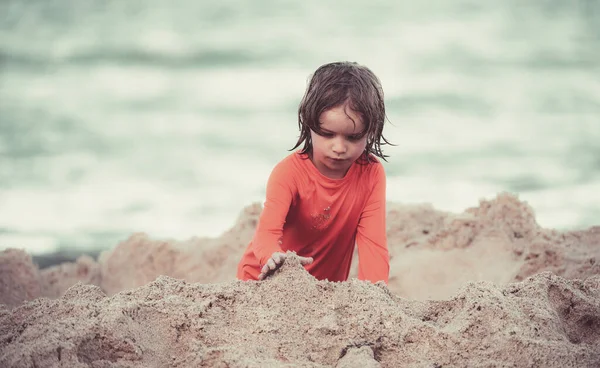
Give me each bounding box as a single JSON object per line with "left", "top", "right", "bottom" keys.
{"left": 291, "top": 61, "right": 392, "bottom": 162}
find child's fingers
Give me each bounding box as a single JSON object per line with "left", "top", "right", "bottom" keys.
{"left": 258, "top": 254, "right": 284, "bottom": 281}
{"left": 266, "top": 258, "right": 277, "bottom": 271}
{"left": 259, "top": 260, "right": 273, "bottom": 277}
{"left": 299, "top": 256, "right": 313, "bottom": 265}
{"left": 258, "top": 267, "right": 267, "bottom": 280}
{"left": 258, "top": 266, "right": 271, "bottom": 281}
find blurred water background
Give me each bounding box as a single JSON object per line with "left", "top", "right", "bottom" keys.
{"left": 1, "top": 0, "right": 599, "bottom": 258}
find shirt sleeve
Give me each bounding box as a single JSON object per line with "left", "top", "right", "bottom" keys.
{"left": 252, "top": 160, "right": 296, "bottom": 266}
{"left": 356, "top": 163, "right": 389, "bottom": 283}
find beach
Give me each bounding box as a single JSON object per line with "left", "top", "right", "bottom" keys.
{"left": 2, "top": 0, "right": 599, "bottom": 366}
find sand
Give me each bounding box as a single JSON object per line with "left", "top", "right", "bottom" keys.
{"left": 1, "top": 193, "right": 599, "bottom": 367}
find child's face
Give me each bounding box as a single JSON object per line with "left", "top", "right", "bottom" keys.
{"left": 309, "top": 104, "right": 368, "bottom": 179}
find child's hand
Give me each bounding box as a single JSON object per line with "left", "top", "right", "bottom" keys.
{"left": 258, "top": 252, "right": 313, "bottom": 280}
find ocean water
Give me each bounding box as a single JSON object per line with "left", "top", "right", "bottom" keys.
{"left": 1, "top": 0, "right": 599, "bottom": 255}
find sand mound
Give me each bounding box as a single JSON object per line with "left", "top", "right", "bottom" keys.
{"left": 0, "top": 203, "right": 260, "bottom": 306}
{"left": 384, "top": 193, "right": 599, "bottom": 299}
{"left": 1, "top": 193, "right": 599, "bottom": 366}
{"left": 99, "top": 202, "right": 260, "bottom": 296}
{"left": 0, "top": 250, "right": 43, "bottom": 309}
{"left": 0, "top": 249, "right": 101, "bottom": 309}
{"left": 2, "top": 193, "right": 598, "bottom": 305}
{"left": 1, "top": 255, "right": 599, "bottom": 367}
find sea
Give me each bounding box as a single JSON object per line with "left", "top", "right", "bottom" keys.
{"left": 1, "top": 0, "right": 599, "bottom": 256}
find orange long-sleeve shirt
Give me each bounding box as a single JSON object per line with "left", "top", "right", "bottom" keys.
{"left": 237, "top": 151, "right": 389, "bottom": 283}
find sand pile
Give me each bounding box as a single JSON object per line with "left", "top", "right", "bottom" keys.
{"left": 1, "top": 193, "right": 599, "bottom": 366}
{"left": 1, "top": 255, "right": 599, "bottom": 367}
{"left": 3, "top": 193, "right": 596, "bottom": 303}
{"left": 383, "top": 193, "right": 600, "bottom": 300}
{"left": 0, "top": 203, "right": 260, "bottom": 308}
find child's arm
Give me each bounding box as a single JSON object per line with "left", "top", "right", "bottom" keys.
{"left": 251, "top": 161, "right": 295, "bottom": 266}
{"left": 356, "top": 163, "right": 390, "bottom": 283}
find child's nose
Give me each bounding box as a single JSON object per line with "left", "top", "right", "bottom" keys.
{"left": 332, "top": 138, "right": 346, "bottom": 154}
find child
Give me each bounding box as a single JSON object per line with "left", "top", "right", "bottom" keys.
{"left": 237, "top": 61, "right": 391, "bottom": 284}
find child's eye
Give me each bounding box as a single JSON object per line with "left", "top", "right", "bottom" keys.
{"left": 348, "top": 135, "right": 361, "bottom": 141}
{"left": 321, "top": 132, "right": 334, "bottom": 137}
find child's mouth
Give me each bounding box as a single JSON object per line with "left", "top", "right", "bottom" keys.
{"left": 328, "top": 157, "right": 346, "bottom": 163}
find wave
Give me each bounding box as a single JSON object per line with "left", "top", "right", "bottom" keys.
{"left": 0, "top": 47, "right": 275, "bottom": 70}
